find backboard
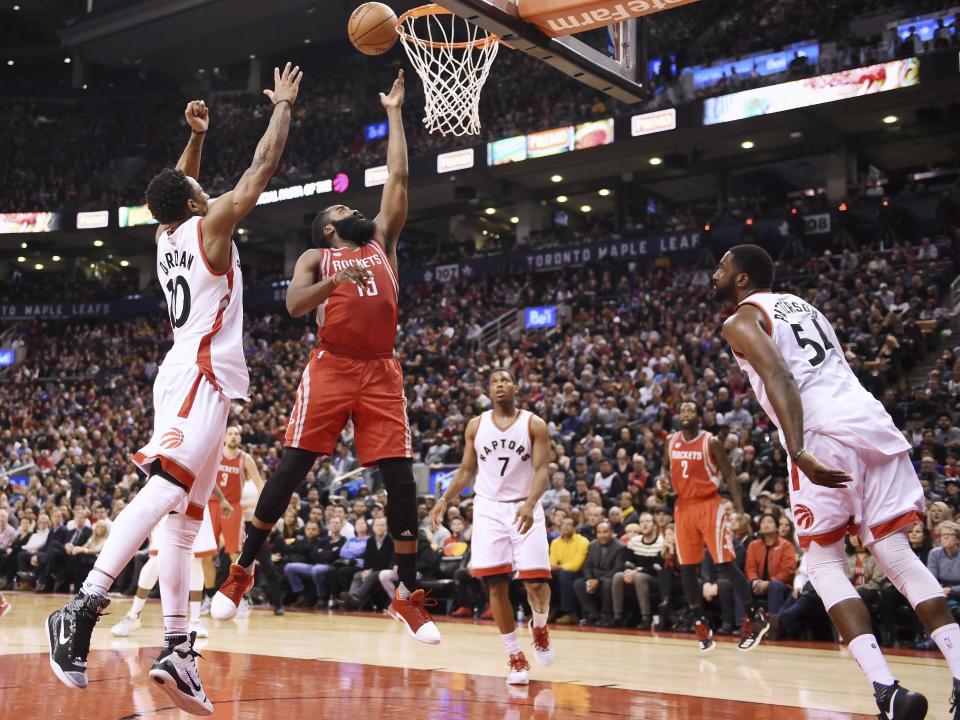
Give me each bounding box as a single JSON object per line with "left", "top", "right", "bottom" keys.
{"left": 431, "top": 0, "right": 698, "bottom": 103}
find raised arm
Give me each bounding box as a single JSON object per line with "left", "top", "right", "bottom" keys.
{"left": 515, "top": 416, "right": 551, "bottom": 534}
{"left": 722, "top": 305, "right": 851, "bottom": 488}
{"left": 177, "top": 101, "right": 208, "bottom": 180}
{"left": 429, "top": 418, "right": 480, "bottom": 530}
{"left": 203, "top": 62, "right": 303, "bottom": 271}
{"left": 710, "top": 437, "right": 744, "bottom": 515}
{"left": 373, "top": 70, "right": 407, "bottom": 262}
{"left": 285, "top": 248, "right": 372, "bottom": 317}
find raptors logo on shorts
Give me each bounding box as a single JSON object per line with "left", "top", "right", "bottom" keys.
{"left": 794, "top": 504, "right": 815, "bottom": 530}
{"left": 159, "top": 428, "right": 185, "bottom": 450}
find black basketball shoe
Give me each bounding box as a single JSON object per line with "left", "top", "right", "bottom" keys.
{"left": 148, "top": 631, "right": 213, "bottom": 716}
{"left": 737, "top": 608, "right": 771, "bottom": 651}
{"left": 949, "top": 677, "right": 960, "bottom": 720}
{"left": 46, "top": 592, "right": 111, "bottom": 689}
{"left": 874, "top": 681, "right": 928, "bottom": 720}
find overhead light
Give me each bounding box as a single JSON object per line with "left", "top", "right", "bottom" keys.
{"left": 120, "top": 260, "right": 130, "bottom": 267}
{"left": 52, "top": 255, "right": 61, "bottom": 262}
{"left": 550, "top": 174, "right": 563, "bottom": 183}
{"left": 882, "top": 115, "right": 898, "bottom": 125}
{"left": 838, "top": 202, "right": 848, "bottom": 212}
{"left": 16, "top": 256, "right": 25, "bottom": 263}
{"left": 580, "top": 205, "right": 592, "bottom": 213}
{"left": 509, "top": 216, "right": 519, "bottom": 224}
{"left": 648, "top": 156, "right": 662, "bottom": 166}
{"left": 741, "top": 140, "right": 755, "bottom": 149}
{"left": 481, "top": 230, "right": 488, "bottom": 236}
{"left": 484, "top": 207, "right": 496, "bottom": 215}
{"left": 64, "top": 57, "right": 71, "bottom": 64}
{"left": 20, "top": 241, "right": 26, "bottom": 249}
{"left": 236, "top": 227, "right": 247, "bottom": 235}
{"left": 556, "top": 195, "right": 568, "bottom": 203}
{"left": 303, "top": 38, "right": 311, "bottom": 44}
{"left": 249, "top": 54, "right": 256, "bottom": 60}
{"left": 93, "top": 239, "right": 104, "bottom": 247}
{"left": 82, "top": 83, "right": 88, "bottom": 90}
{"left": 13, "top": 5, "right": 20, "bottom": 10}
{"left": 789, "top": 130, "right": 803, "bottom": 139}
{"left": 89, "top": 263, "right": 95, "bottom": 268}
{"left": 704, "top": 224, "right": 711, "bottom": 232}
{"left": 34, "top": 263, "right": 44, "bottom": 270}
{"left": 882, "top": 199, "right": 890, "bottom": 207}
{"left": 790, "top": 207, "right": 798, "bottom": 215}
{"left": 745, "top": 218, "right": 754, "bottom": 226}
{"left": 5, "top": 60, "right": 13, "bottom": 67}
{"left": 598, "top": 189, "right": 611, "bottom": 197}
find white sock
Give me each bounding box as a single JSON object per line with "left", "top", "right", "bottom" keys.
{"left": 130, "top": 595, "right": 148, "bottom": 618}
{"left": 158, "top": 513, "right": 200, "bottom": 639}
{"left": 848, "top": 633, "right": 896, "bottom": 686}
{"left": 501, "top": 631, "right": 520, "bottom": 655}
{"left": 932, "top": 624, "right": 960, "bottom": 680}
{"left": 532, "top": 610, "right": 548, "bottom": 629}
{"left": 82, "top": 476, "right": 186, "bottom": 597}
{"left": 397, "top": 581, "right": 411, "bottom": 600}
{"left": 190, "top": 601, "right": 201, "bottom": 624}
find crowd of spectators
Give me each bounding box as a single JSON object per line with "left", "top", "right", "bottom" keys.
{"left": 1, "top": 0, "right": 952, "bottom": 212}
{"left": 0, "top": 220, "right": 958, "bottom": 647}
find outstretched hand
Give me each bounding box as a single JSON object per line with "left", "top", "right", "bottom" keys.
{"left": 379, "top": 69, "right": 405, "bottom": 110}
{"left": 184, "top": 100, "right": 209, "bottom": 133}
{"left": 264, "top": 61, "right": 303, "bottom": 107}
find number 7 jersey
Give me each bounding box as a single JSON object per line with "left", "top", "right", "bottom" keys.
{"left": 156, "top": 216, "right": 249, "bottom": 400}
{"left": 731, "top": 291, "right": 908, "bottom": 456}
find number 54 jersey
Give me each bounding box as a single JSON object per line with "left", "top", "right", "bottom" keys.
{"left": 156, "top": 216, "right": 249, "bottom": 401}
{"left": 731, "top": 291, "right": 908, "bottom": 457}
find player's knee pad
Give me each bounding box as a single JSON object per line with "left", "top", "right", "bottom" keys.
{"left": 870, "top": 530, "right": 943, "bottom": 608}
{"left": 804, "top": 540, "right": 860, "bottom": 612}
{"left": 379, "top": 459, "right": 418, "bottom": 541}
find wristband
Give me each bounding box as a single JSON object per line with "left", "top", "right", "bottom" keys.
{"left": 274, "top": 99, "right": 292, "bottom": 109}
{"left": 191, "top": 129, "right": 207, "bottom": 136}
{"left": 791, "top": 448, "right": 806, "bottom": 463}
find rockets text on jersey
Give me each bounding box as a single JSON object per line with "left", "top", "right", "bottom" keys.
{"left": 669, "top": 431, "right": 721, "bottom": 501}
{"left": 215, "top": 451, "right": 244, "bottom": 504}
{"left": 315, "top": 242, "right": 399, "bottom": 359}
{"left": 156, "top": 216, "right": 249, "bottom": 400}
{"left": 473, "top": 410, "right": 535, "bottom": 502}
{"left": 731, "top": 291, "right": 909, "bottom": 457}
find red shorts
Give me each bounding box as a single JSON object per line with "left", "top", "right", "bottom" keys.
{"left": 284, "top": 350, "right": 412, "bottom": 466}
{"left": 675, "top": 494, "right": 734, "bottom": 566}
{"left": 208, "top": 501, "right": 244, "bottom": 554}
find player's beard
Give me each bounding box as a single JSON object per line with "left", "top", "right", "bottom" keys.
{"left": 332, "top": 215, "right": 377, "bottom": 246}
{"left": 712, "top": 277, "right": 735, "bottom": 304}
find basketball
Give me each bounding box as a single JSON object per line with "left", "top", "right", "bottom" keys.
{"left": 348, "top": 2, "right": 399, "bottom": 56}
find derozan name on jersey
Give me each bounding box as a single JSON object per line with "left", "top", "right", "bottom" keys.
{"left": 477, "top": 438, "right": 531, "bottom": 464}
{"left": 159, "top": 250, "right": 195, "bottom": 276}
{"left": 330, "top": 254, "right": 385, "bottom": 273}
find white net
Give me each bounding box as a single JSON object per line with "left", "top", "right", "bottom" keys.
{"left": 397, "top": 5, "right": 501, "bottom": 137}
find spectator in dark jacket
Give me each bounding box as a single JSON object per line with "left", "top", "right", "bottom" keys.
{"left": 342, "top": 517, "right": 394, "bottom": 610}
{"left": 573, "top": 521, "right": 626, "bottom": 625}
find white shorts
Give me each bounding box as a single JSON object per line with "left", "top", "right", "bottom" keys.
{"left": 133, "top": 363, "right": 231, "bottom": 522}
{"left": 148, "top": 506, "right": 218, "bottom": 558}
{"left": 469, "top": 495, "right": 551, "bottom": 580}
{"left": 790, "top": 431, "right": 925, "bottom": 550}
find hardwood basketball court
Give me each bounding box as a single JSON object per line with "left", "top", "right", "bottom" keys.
{"left": 0, "top": 592, "right": 952, "bottom": 718}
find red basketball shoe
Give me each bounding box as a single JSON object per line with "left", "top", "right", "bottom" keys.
{"left": 387, "top": 588, "right": 441, "bottom": 645}
{"left": 211, "top": 564, "right": 254, "bottom": 621}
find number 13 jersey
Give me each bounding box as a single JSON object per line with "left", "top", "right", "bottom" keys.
{"left": 731, "top": 291, "right": 908, "bottom": 456}
{"left": 157, "top": 216, "right": 248, "bottom": 400}
{"left": 474, "top": 410, "right": 535, "bottom": 502}
{"left": 315, "top": 243, "right": 399, "bottom": 359}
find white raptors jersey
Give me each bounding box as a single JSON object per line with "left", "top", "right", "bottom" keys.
{"left": 731, "top": 291, "right": 909, "bottom": 456}
{"left": 474, "top": 409, "right": 535, "bottom": 502}
{"left": 156, "top": 216, "right": 249, "bottom": 400}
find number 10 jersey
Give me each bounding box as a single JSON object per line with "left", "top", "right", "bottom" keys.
{"left": 157, "top": 216, "right": 248, "bottom": 400}
{"left": 731, "top": 291, "right": 908, "bottom": 456}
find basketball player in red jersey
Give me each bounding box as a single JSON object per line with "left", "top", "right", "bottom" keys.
{"left": 659, "top": 401, "right": 769, "bottom": 652}
{"left": 213, "top": 70, "right": 440, "bottom": 644}
{"left": 202, "top": 426, "right": 263, "bottom": 614}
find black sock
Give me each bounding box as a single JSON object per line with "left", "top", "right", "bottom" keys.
{"left": 237, "top": 525, "right": 270, "bottom": 569}
{"left": 680, "top": 564, "right": 701, "bottom": 608}
{"left": 396, "top": 551, "right": 418, "bottom": 592}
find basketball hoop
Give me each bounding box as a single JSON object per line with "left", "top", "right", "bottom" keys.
{"left": 396, "top": 4, "right": 502, "bottom": 137}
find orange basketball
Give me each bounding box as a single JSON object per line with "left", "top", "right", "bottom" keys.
{"left": 348, "top": 2, "right": 399, "bottom": 56}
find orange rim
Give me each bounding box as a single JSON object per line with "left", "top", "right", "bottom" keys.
{"left": 397, "top": 3, "right": 501, "bottom": 50}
